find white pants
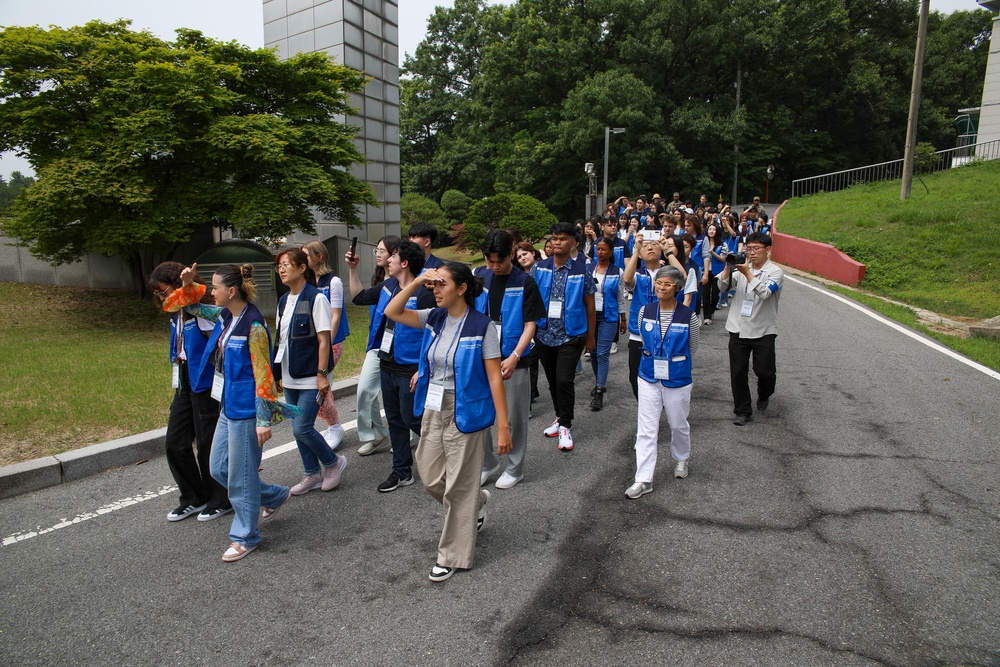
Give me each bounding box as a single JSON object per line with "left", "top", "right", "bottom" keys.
{"left": 634, "top": 379, "right": 692, "bottom": 483}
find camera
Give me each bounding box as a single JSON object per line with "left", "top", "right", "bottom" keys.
{"left": 725, "top": 252, "right": 747, "bottom": 266}
{"left": 584, "top": 162, "right": 595, "bottom": 176}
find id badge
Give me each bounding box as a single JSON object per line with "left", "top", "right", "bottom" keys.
{"left": 274, "top": 342, "right": 286, "bottom": 363}
{"left": 594, "top": 291, "right": 604, "bottom": 311}
{"left": 740, "top": 299, "right": 754, "bottom": 317}
{"left": 211, "top": 371, "right": 224, "bottom": 401}
{"left": 425, "top": 382, "right": 444, "bottom": 412}
{"left": 171, "top": 364, "right": 180, "bottom": 389}
{"left": 380, "top": 329, "right": 394, "bottom": 353}
{"left": 548, "top": 300, "right": 563, "bottom": 319}
{"left": 653, "top": 359, "right": 670, "bottom": 380}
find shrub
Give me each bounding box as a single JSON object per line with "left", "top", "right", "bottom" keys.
{"left": 453, "top": 193, "right": 557, "bottom": 252}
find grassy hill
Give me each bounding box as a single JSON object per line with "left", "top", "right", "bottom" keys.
{"left": 777, "top": 160, "right": 1000, "bottom": 320}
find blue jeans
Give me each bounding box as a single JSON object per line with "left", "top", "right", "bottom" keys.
{"left": 210, "top": 413, "right": 290, "bottom": 548}
{"left": 380, "top": 369, "right": 420, "bottom": 478}
{"left": 283, "top": 387, "right": 339, "bottom": 475}
{"left": 590, "top": 316, "right": 618, "bottom": 388}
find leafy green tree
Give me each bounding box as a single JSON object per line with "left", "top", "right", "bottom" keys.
{"left": 0, "top": 21, "right": 376, "bottom": 294}
{"left": 400, "top": 192, "right": 447, "bottom": 241}
{"left": 439, "top": 189, "right": 472, "bottom": 229}
{"left": 454, "top": 193, "right": 555, "bottom": 252}
{"left": 0, "top": 171, "right": 34, "bottom": 214}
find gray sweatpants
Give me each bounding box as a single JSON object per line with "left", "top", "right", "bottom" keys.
{"left": 483, "top": 367, "right": 531, "bottom": 479}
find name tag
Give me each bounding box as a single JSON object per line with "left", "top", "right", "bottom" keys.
{"left": 594, "top": 291, "right": 604, "bottom": 311}
{"left": 425, "top": 382, "right": 444, "bottom": 412}
{"left": 379, "top": 329, "right": 394, "bottom": 353}
{"left": 274, "top": 342, "right": 286, "bottom": 363}
{"left": 548, "top": 300, "right": 563, "bottom": 319}
{"left": 171, "top": 364, "right": 180, "bottom": 389}
{"left": 740, "top": 299, "right": 754, "bottom": 317}
{"left": 654, "top": 359, "right": 670, "bottom": 380}
{"left": 211, "top": 371, "right": 224, "bottom": 402}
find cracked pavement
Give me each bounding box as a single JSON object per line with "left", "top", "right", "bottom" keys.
{"left": 1, "top": 275, "right": 997, "bottom": 666}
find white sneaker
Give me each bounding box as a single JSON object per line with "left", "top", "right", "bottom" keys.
{"left": 610, "top": 342, "right": 618, "bottom": 355}
{"left": 543, "top": 419, "right": 560, "bottom": 437}
{"left": 557, "top": 426, "right": 574, "bottom": 451}
{"left": 674, "top": 459, "right": 689, "bottom": 479}
{"left": 481, "top": 462, "right": 502, "bottom": 486}
{"left": 625, "top": 481, "right": 652, "bottom": 499}
{"left": 495, "top": 470, "right": 523, "bottom": 489}
{"left": 357, "top": 434, "right": 388, "bottom": 456}
{"left": 290, "top": 473, "right": 323, "bottom": 496}
{"left": 323, "top": 423, "right": 345, "bottom": 450}
{"left": 703, "top": 318, "right": 712, "bottom": 326}
{"left": 477, "top": 490, "right": 490, "bottom": 532}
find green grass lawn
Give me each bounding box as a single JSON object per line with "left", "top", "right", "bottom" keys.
{"left": 0, "top": 282, "right": 370, "bottom": 467}
{"left": 778, "top": 159, "right": 1000, "bottom": 320}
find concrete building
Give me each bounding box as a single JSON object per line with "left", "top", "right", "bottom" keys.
{"left": 263, "top": 0, "right": 402, "bottom": 247}
{"left": 976, "top": 0, "right": 1000, "bottom": 154}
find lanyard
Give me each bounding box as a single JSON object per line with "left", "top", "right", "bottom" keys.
{"left": 429, "top": 308, "right": 469, "bottom": 382}
{"left": 652, "top": 306, "right": 675, "bottom": 358}
{"left": 174, "top": 312, "right": 185, "bottom": 359}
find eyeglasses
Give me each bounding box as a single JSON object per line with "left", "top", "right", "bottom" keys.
{"left": 153, "top": 288, "right": 169, "bottom": 299}
{"left": 275, "top": 262, "right": 294, "bottom": 272}
{"left": 654, "top": 281, "right": 675, "bottom": 289}
{"left": 746, "top": 245, "right": 766, "bottom": 252}
{"left": 373, "top": 248, "right": 386, "bottom": 257}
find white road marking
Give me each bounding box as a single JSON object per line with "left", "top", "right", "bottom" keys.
{"left": 786, "top": 275, "right": 1000, "bottom": 382}
{"left": 2, "top": 416, "right": 370, "bottom": 547}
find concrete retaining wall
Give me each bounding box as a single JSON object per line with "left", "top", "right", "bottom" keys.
{"left": 771, "top": 200, "right": 867, "bottom": 285}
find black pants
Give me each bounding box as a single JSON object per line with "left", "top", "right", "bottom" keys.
{"left": 165, "top": 365, "right": 229, "bottom": 510}
{"left": 702, "top": 272, "right": 719, "bottom": 321}
{"left": 380, "top": 369, "right": 421, "bottom": 478}
{"left": 529, "top": 356, "right": 540, "bottom": 402}
{"left": 728, "top": 333, "right": 777, "bottom": 417}
{"left": 628, "top": 338, "right": 643, "bottom": 400}
{"left": 538, "top": 337, "right": 585, "bottom": 429}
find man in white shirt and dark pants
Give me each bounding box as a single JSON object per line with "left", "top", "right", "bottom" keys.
{"left": 716, "top": 232, "right": 784, "bottom": 426}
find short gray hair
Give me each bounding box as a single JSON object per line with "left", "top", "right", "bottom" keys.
{"left": 654, "top": 266, "right": 684, "bottom": 292}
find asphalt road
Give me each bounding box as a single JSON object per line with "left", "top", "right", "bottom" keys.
{"left": 1, "top": 274, "right": 998, "bottom": 667}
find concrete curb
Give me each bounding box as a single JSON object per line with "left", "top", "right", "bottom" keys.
{"left": 0, "top": 376, "right": 360, "bottom": 501}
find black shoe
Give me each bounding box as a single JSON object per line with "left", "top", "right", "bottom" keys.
{"left": 377, "top": 471, "right": 415, "bottom": 493}
{"left": 732, "top": 413, "right": 753, "bottom": 426}
{"left": 429, "top": 564, "right": 455, "bottom": 582}
{"left": 197, "top": 506, "right": 234, "bottom": 522}
{"left": 167, "top": 503, "right": 207, "bottom": 522}
{"left": 589, "top": 388, "right": 604, "bottom": 411}
{"left": 756, "top": 398, "right": 769, "bottom": 412}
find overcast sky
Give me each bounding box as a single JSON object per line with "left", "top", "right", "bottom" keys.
{"left": 0, "top": 0, "right": 987, "bottom": 179}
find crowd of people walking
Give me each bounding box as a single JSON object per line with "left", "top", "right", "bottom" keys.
{"left": 150, "top": 194, "right": 782, "bottom": 579}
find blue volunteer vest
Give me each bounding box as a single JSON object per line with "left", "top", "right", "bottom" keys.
{"left": 274, "top": 283, "right": 323, "bottom": 380}
{"left": 473, "top": 266, "right": 534, "bottom": 359}
{"left": 371, "top": 278, "right": 424, "bottom": 365}
{"left": 533, "top": 257, "right": 588, "bottom": 337}
{"left": 413, "top": 308, "right": 496, "bottom": 433}
{"left": 593, "top": 264, "right": 621, "bottom": 322}
{"left": 628, "top": 266, "right": 656, "bottom": 335}
{"left": 207, "top": 303, "right": 271, "bottom": 420}
{"left": 169, "top": 313, "right": 215, "bottom": 393}
{"left": 612, "top": 238, "right": 629, "bottom": 270}
{"left": 638, "top": 301, "right": 693, "bottom": 388}
{"left": 318, "top": 273, "right": 350, "bottom": 344}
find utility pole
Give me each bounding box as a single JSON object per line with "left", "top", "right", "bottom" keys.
{"left": 603, "top": 127, "right": 626, "bottom": 214}
{"left": 732, "top": 60, "right": 742, "bottom": 206}
{"left": 901, "top": 0, "right": 931, "bottom": 200}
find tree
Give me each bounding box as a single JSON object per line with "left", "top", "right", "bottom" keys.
{"left": 0, "top": 21, "right": 376, "bottom": 294}
{"left": 453, "top": 193, "right": 555, "bottom": 252}
{"left": 0, "top": 171, "right": 34, "bottom": 214}
{"left": 400, "top": 192, "right": 447, "bottom": 242}
{"left": 440, "top": 189, "right": 472, "bottom": 227}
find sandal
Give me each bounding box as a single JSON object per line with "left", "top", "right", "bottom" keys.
{"left": 221, "top": 541, "right": 256, "bottom": 563}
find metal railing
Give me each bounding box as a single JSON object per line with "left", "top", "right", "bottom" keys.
{"left": 791, "top": 139, "right": 1000, "bottom": 197}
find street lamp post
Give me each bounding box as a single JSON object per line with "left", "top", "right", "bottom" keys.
{"left": 603, "top": 127, "right": 626, "bottom": 215}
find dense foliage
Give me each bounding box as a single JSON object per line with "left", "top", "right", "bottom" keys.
{"left": 0, "top": 171, "right": 33, "bottom": 214}
{"left": 0, "top": 21, "right": 377, "bottom": 293}
{"left": 401, "top": 0, "right": 991, "bottom": 219}
{"left": 454, "top": 193, "right": 557, "bottom": 251}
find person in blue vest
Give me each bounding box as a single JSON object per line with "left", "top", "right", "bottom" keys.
{"left": 597, "top": 216, "right": 631, "bottom": 270}
{"left": 533, "top": 221, "right": 597, "bottom": 452}
{"left": 384, "top": 261, "right": 511, "bottom": 582}
{"left": 149, "top": 262, "right": 231, "bottom": 523}
{"left": 302, "top": 240, "right": 349, "bottom": 449}
{"left": 474, "top": 230, "right": 546, "bottom": 489}
{"left": 588, "top": 237, "right": 628, "bottom": 411}
{"left": 625, "top": 266, "right": 702, "bottom": 499}
{"left": 273, "top": 248, "right": 347, "bottom": 497}
{"left": 346, "top": 235, "right": 398, "bottom": 456}
{"left": 622, "top": 234, "right": 688, "bottom": 399}
{"left": 408, "top": 221, "right": 444, "bottom": 269}
{"left": 165, "top": 263, "right": 300, "bottom": 562}
{"left": 350, "top": 240, "right": 436, "bottom": 492}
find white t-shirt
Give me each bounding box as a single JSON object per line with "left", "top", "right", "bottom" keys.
{"left": 279, "top": 291, "right": 333, "bottom": 390}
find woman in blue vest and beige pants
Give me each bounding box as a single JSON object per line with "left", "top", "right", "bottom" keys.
{"left": 166, "top": 263, "right": 299, "bottom": 561}
{"left": 626, "top": 266, "right": 702, "bottom": 499}
{"left": 385, "top": 261, "right": 511, "bottom": 582}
